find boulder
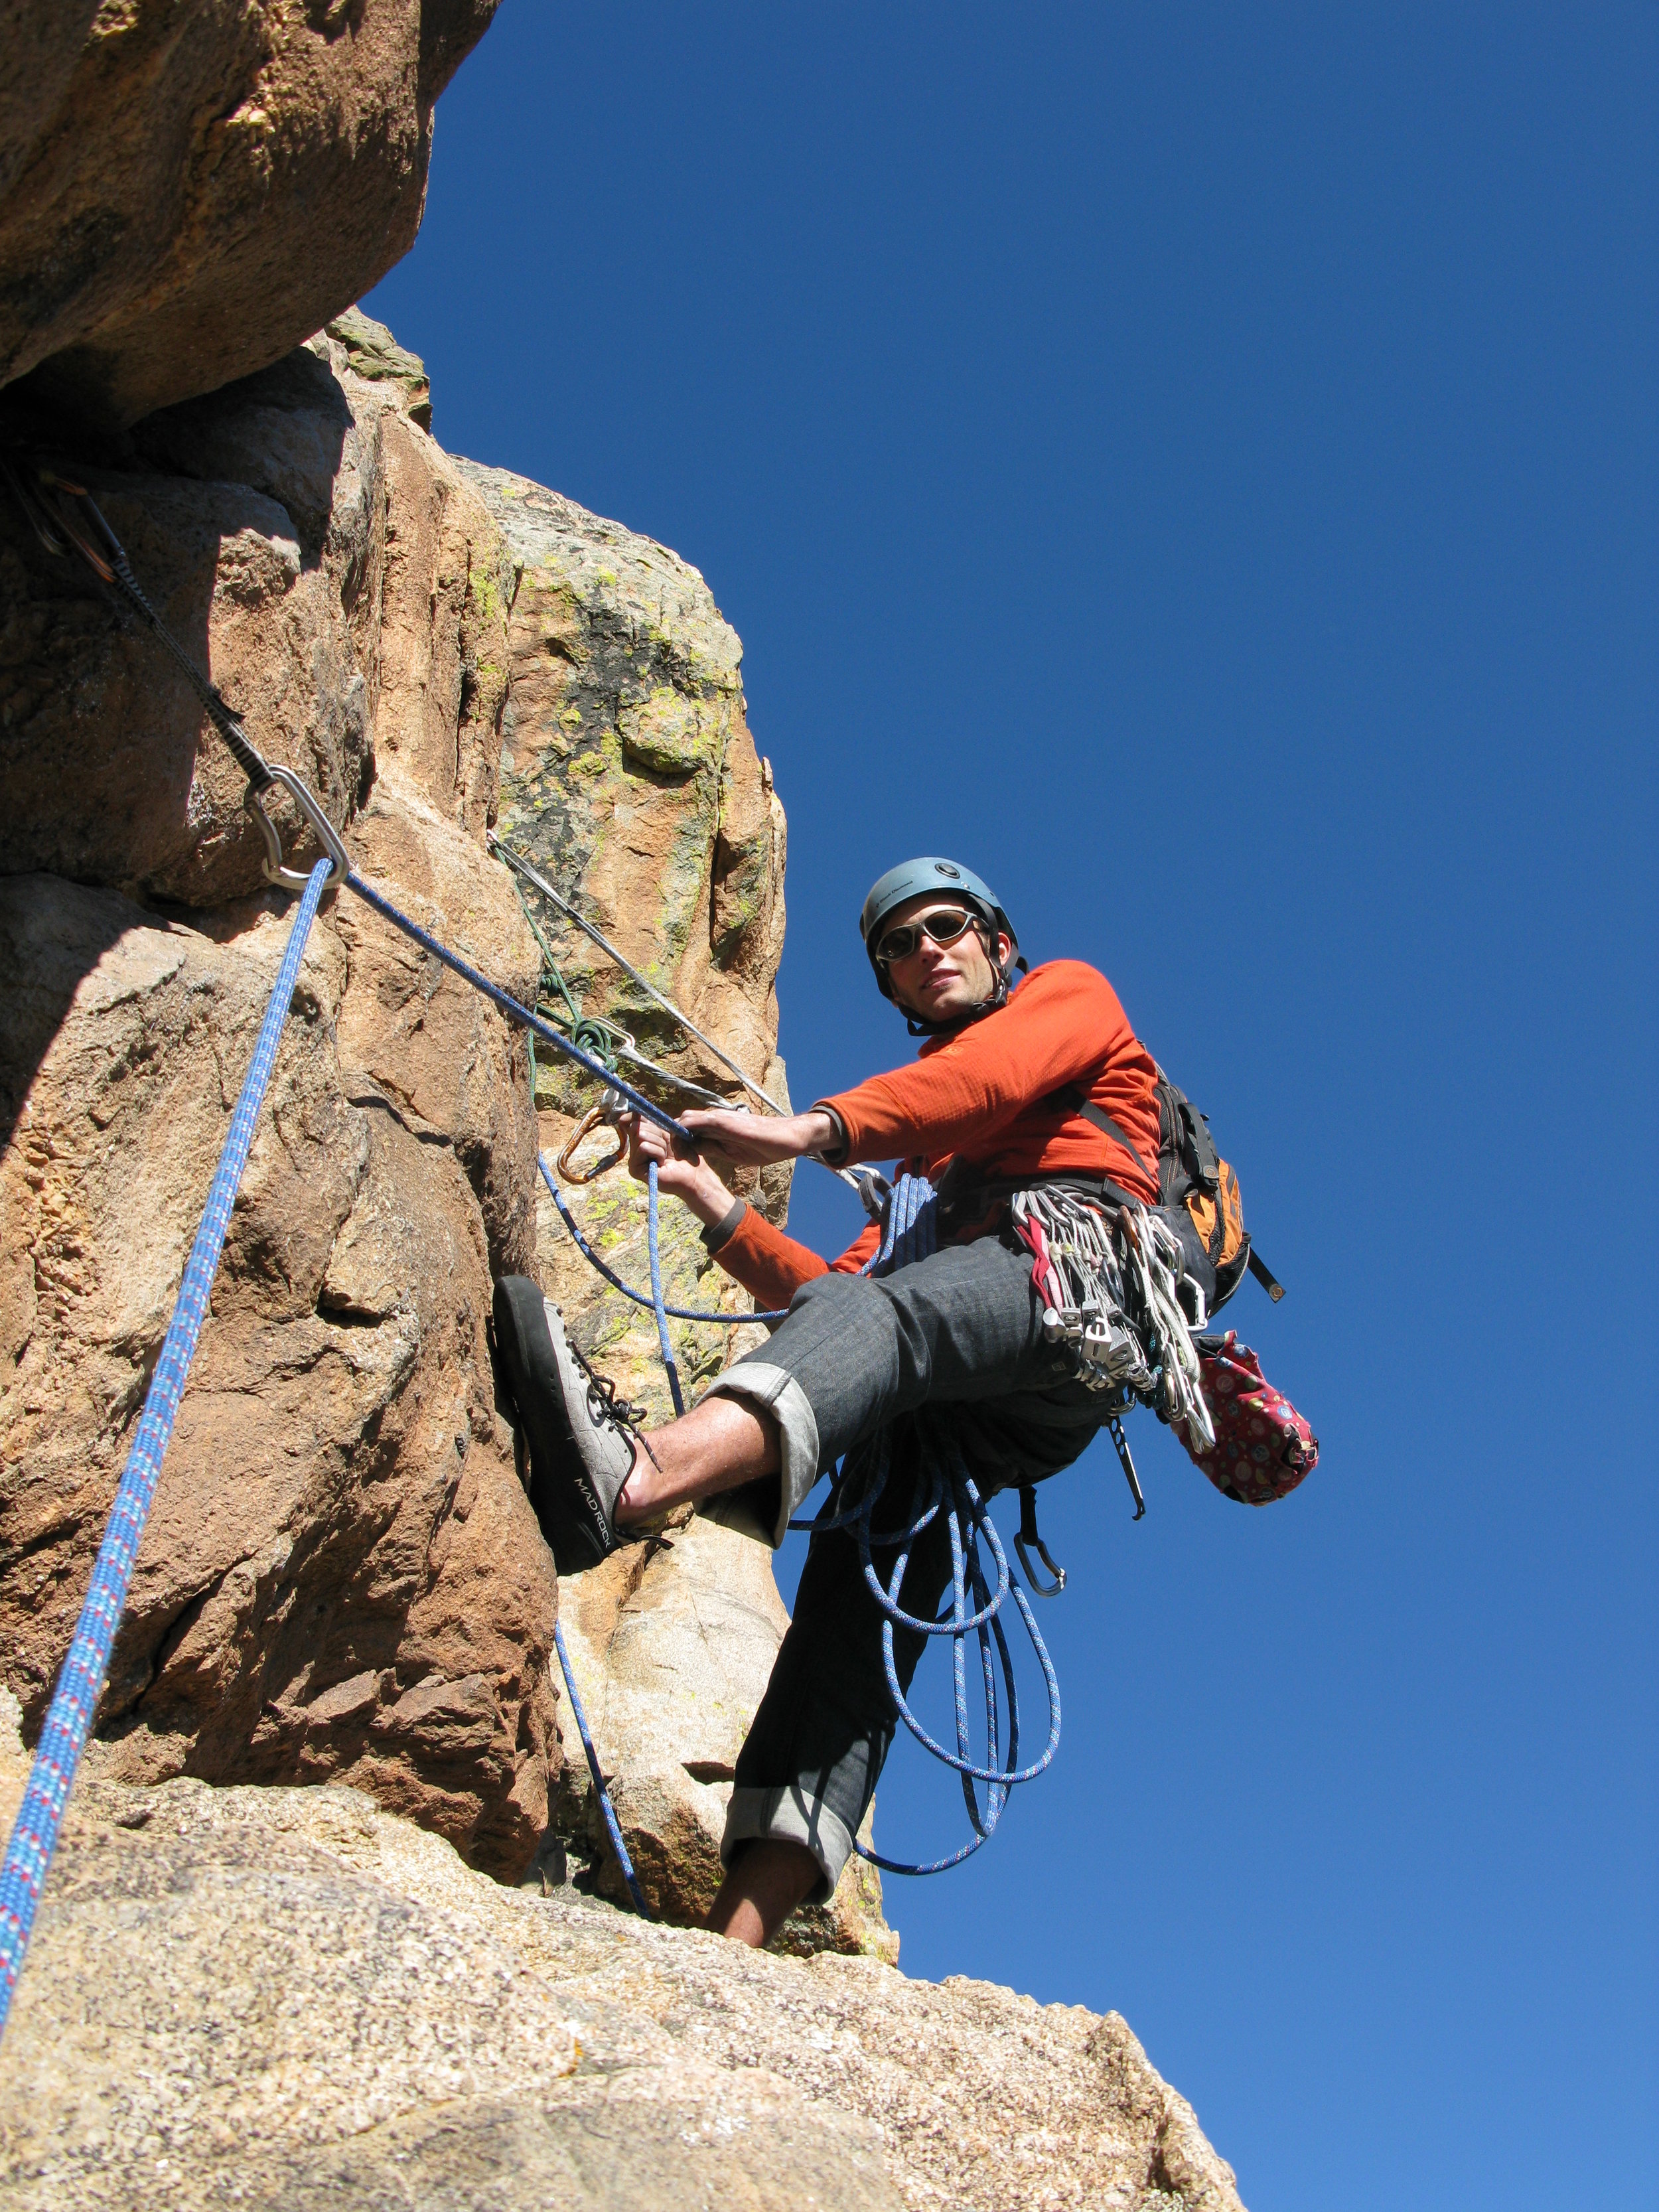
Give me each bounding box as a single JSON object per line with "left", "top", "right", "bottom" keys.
{"left": 0, "top": 0, "right": 500, "bottom": 425}
{"left": 0, "top": 1739, "right": 1246, "bottom": 2212}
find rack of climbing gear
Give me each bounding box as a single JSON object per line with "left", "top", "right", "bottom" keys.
{"left": 1011, "top": 1183, "right": 1216, "bottom": 1450}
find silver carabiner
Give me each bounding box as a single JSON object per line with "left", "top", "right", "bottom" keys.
{"left": 249, "top": 765, "right": 350, "bottom": 891}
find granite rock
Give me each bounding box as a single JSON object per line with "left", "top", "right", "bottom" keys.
{"left": 0, "top": 1744, "right": 1245, "bottom": 2212}
{"left": 0, "top": 0, "right": 500, "bottom": 425}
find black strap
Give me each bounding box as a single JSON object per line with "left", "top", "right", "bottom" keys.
{"left": 1046, "top": 1086, "right": 1154, "bottom": 1183}
{"left": 1175, "top": 1097, "right": 1222, "bottom": 1196}
{"left": 1247, "top": 1247, "right": 1285, "bottom": 1302}
{"left": 1017, "top": 1483, "right": 1039, "bottom": 1546}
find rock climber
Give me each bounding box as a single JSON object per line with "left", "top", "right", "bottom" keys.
{"left": 492, "top": 857, "right": 1207, "bottom": 1947}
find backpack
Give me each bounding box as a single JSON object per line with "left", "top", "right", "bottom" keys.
{"left": 1050, "top": 1070, "right": 1281, "bottom": 1317}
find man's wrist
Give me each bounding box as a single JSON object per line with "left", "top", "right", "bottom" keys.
{"left": 701, "top": 1196, "right": 749, "bottom": 1252}
{"left": 806, "top": 1104, "right": 849, "bottom": 1164}
{"left": 684, "top": 1163, "right": 741, "bottom": 1226}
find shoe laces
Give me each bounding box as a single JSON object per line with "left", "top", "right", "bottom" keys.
{"left": 565, "top": 1333, "right": 663, "bottom": 1471}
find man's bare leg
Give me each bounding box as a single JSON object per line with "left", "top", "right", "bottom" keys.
{"left": 705, "top": 1839, "right": 822, "bottom": 1947}
{"left": 614, "top": 1392, "right": 780, "bottom": 1525}
{"left": 613, "top": 1402, "right": 814, "bottom": 1946}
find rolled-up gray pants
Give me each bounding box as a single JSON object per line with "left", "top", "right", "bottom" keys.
{"left": 705, "top": 1232, "right": 1106, "bottom": 1901}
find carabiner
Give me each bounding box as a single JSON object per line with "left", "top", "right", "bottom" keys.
{"left": 1014, "top": 1482, "right": 1067, "bottom": 1597}
{"left": 555, "top": 1090, "right": 629, "bottom": 1183}
{"left": 1014, "top": 1530, "right": 1067, "bottom": 1598}
{"left": 1108, "top": 1414, "right": 1146, "bottom": 1521}
{"left": 249, "top": 765, "right": 350, "bottom": 891}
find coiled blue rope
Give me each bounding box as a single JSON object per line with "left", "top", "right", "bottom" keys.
{"left": 792, "top": 1173, "right": 1062, "bottom": 1876}
{"left": 0, "top": 859, "right": 332, "bottom": 2035}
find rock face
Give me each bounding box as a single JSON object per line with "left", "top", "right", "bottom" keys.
{"left": 0, "top": 311, "right": 858, "bottom": 1946}
{"left": 0, "top": 0, "right": 500, "bottom": 426}
{"left": 0, "top": 326, "right": 566, "bottom": 1876}
{"left": 0, "top": 1735, "right": 1248, "bottom": 2211}
{"left": 447, "top": 459, "right": 890, "bottom": 1954}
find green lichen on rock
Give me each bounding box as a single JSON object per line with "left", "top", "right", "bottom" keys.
{"left": 620, "top": 686, "right": 717, "bottom": 776}
{"left": 455, "top": 459, "right": 782, "bottom": 1100}
{"left": 326, "top": 306, "right": 433, "bottom": 429}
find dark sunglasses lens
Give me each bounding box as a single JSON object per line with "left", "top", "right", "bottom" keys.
{"left": 877, "top": 909, "right": 973, "bottom": 962}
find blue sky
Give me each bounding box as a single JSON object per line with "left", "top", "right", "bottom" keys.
{"left": 368, "top": 7, "right": 1656, "bottom": 2203}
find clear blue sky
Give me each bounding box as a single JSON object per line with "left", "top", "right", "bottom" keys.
{"left": 368, "top": 7, "right": 1656, "bottom": 2203}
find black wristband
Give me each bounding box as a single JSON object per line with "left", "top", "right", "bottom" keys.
{"left": 811, "top": 1103, "right": 850, "bottom": 1166}
{"left": 701, "top": 1197, "right": 749, "bottom": 1253}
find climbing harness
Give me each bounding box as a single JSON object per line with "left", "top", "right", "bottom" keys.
{"left": 0, "top": 859, "right": 335, "bottom": 2038}
{"left": 789, "top": 1175, "right": 1062, "bottom": 1875}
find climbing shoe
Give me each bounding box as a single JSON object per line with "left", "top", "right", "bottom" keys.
{"left": 491, "top": 1276, "right": 634, "bottom": 1574}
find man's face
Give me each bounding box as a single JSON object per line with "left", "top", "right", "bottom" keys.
{"left": 878, "top": 893, "right": 1011, "bottom": 1024}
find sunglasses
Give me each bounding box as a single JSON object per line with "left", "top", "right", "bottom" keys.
{"left": 875, "top": 906, "right": 980, "bottom": 964}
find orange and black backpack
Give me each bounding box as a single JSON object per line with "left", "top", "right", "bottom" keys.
{"left": 1050, "top": 1070, "right": 1282, "bottom": 1316}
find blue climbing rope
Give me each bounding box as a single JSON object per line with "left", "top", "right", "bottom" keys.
{"left": 538, "top": 1157, "right": 787, "bottom": 1327}
{"left": 553, "top": 1620, "right": 650, "bottom": 1917}
{"left": 791, "top": 1173, "right": 1062, "bottom": 1876}
{"left": 344, "top": 871, "right": 695, "bottom": 1147}
{"left": 0, "top": 859, "right": 333, "bottom": 2035}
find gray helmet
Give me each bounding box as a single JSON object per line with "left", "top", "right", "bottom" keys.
{"left": 858, "top": 857, "right": 1022, "bottom": 1022}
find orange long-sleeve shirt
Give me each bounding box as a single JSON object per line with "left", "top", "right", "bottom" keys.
{"left": 710, "top": 960, "right": 1160, "bottom": 1311}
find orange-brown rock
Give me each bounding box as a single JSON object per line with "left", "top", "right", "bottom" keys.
{"left": 0, "top": 327, "right": 558, "bottom": 1875}
{"left": 0, "top": 0, "right": 500, "bottom": 426}
{"left": 0, "top": 869, "right": 555, "bottom": 1875}
{"left": 0, "top": 317, "right": 848, "bottom": 1917}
